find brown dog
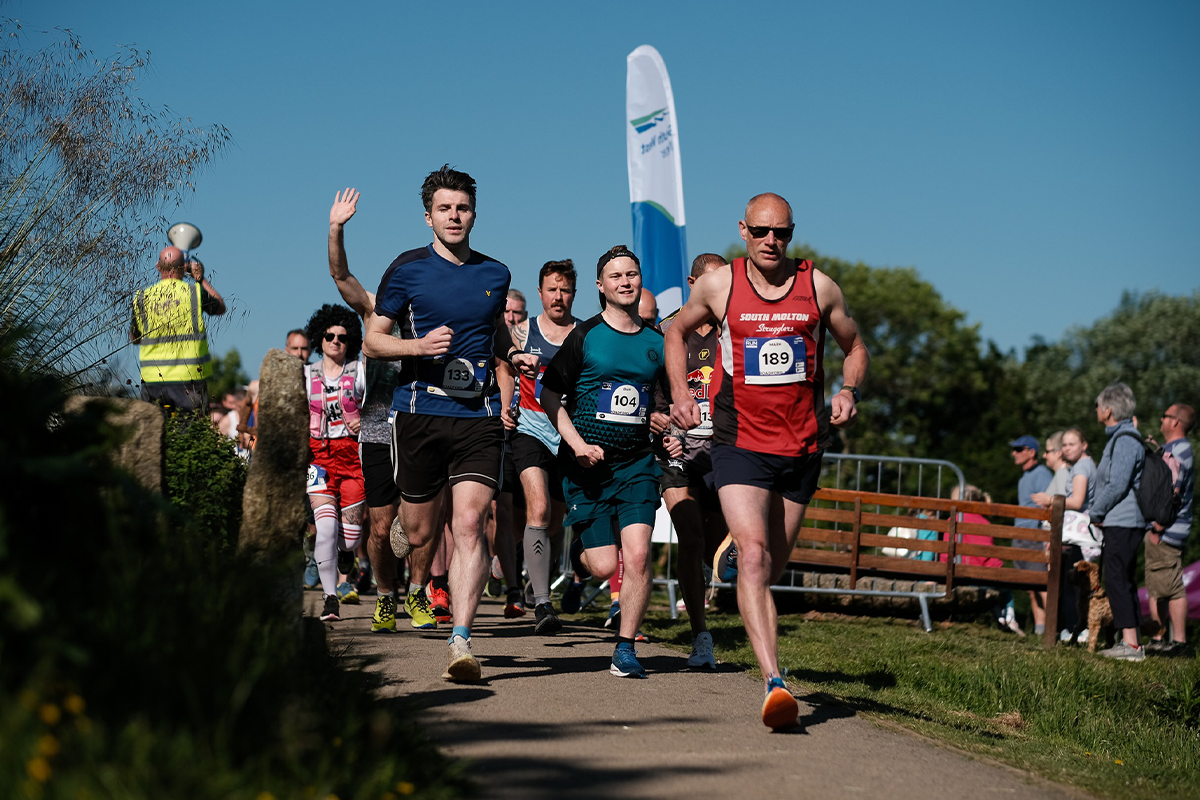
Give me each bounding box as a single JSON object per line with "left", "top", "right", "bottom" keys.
{"left": 1069, "top": 560, "right": 1113, "bottom": 652}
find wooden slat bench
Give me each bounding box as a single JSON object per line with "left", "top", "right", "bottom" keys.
{"left": 785, "top": 488, "right": 1066, "bottom": 648}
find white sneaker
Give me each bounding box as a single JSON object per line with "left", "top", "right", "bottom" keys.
{"left": 687, "top": 631, "right": 716, "bottom": 670}
{"left": 1098, "top": 641, "right": 1145, "bottom": 662}
{"left": 443, "top": 636, "right": 482, "bottom": 682}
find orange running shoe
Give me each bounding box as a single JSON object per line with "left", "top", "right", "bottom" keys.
{"left": 761, "top": 677, "right": 800, "bottom": 731}
{"left": 428, "top": 585, "right": 452, "bottom": 624}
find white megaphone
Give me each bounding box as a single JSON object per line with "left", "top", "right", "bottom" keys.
{"left": 167, "top": 222, "right": 202, "bottom": 259}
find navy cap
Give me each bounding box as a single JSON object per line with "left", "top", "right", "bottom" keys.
{"left": 1008, "top": 435, "right": 1039, "bottom": 453}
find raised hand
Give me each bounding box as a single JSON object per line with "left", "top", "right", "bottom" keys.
{"left": 330, "top": 187, "right": 360, "bottom": 227}
{"left": 420, "top": 325, "right": 453, "bottom": 357}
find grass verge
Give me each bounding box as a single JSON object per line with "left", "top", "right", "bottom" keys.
{"left": 637, "top": 605, "right": 1200, "bottom": 800}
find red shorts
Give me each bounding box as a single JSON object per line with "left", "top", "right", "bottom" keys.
{"left": 307, "top": 437, "right": 365, "bottom": 508}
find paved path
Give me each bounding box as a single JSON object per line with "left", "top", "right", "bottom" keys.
{"left": 314, "top": 593, "right": 1085, "bottom": 800}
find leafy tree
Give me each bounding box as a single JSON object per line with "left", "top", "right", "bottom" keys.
{"left": 0, "top": 22, "right": 230, "bottom": 382}
{"left": 207, "top": 348, "right": 249, "bottom": 401}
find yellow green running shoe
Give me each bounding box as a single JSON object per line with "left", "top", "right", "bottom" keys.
{"left": 405, "top": 588, "right": 437, "bottom": 630}
{"left": 371, "top": 594, "right": 397, "bottom": 633}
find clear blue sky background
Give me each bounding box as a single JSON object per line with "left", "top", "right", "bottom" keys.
{"left": 11, "top": 1, "right": 1199, "bottom": 380}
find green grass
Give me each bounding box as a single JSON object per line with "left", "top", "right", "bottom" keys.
{"left": 636, "top": 604, "right": 1200, "bottom": 800}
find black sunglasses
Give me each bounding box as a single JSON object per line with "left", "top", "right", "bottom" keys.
{"left": 745, "top": 224, "right": 795, "bottom": 241}
{"left": 324, "top": 333, "right": 349, "bottom": 343}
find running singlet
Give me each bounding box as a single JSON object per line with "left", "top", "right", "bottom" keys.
{"left": 541, "top": 314, "right": 666, "bottom": 467}
{"left": 712, "top": 257, "right": 828, "bottom": 457}
{"left": 374, "top": 245, "right": 511, "bottom": 418}
{"left": 516, "top": 316, "right": 577, "bottom": 454}
{"left": 657, "top": 308, "right": 718, "bottom": 443}
{"left": 306, "top": 360, "right": 366, "bottom": 440}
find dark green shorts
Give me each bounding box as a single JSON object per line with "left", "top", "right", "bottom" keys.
{"left": 563, "top": 454, "right": 661, "bottom": 549}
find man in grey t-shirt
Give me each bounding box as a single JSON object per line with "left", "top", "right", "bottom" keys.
{"left": 1145, "top": 403, "right": 1194, "bottom": 656}
{"left": 1009, "top": 435, "right": 1053, "bottom": 634}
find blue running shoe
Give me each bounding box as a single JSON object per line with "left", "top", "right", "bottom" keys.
{"left": 604, "top": 600, "right": 621, "bottom": 629}
{"left": 610, "top": 644, "right": 647, "bottom": 678}
{"left": 303, "top": 556, "right": 319, "bottom": 590}
{"left": 713, "top": 534, "right": 738, "bottom": 582}
{"left": 336, "top": 581, "right": 360, "bottom": 605}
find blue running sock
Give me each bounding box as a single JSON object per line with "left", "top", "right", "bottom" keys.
{"left": 451, "top": 625, "right": 470, "bottom": 643}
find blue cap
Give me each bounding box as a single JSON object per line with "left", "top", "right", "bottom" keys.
{"left": 1008, "top": 435, "right": 1039, "bottom": 453}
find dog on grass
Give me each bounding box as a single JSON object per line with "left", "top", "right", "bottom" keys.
{"left": 1069, "top": 560, "right": 1112, "bottom": 652}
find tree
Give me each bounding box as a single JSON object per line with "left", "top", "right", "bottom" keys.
{"left": 207, "top": 348, "right": 249, "bottom": 401}
{"left": 1021, "top": 290, "right": 1200, "bottom": 444}
{"left": 0, "top": 22, "right": 231, "bottom": 382}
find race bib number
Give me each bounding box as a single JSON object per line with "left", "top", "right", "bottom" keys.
{"left": 306, "top": 464, "right": 329, "bottom": 494}
{"left": 427, "top": 357, "right": 488, "bottom": 398}
{"left": 691, "top": 400, "right": 713, "bottom": 437}
{"left": 596, "top": 382, "right": 649, "bottom": 425}
{"left": 742, "top": 336, "right": 806, "bottom": 385}
{"left": 533, "top": 365, "right": 547, "bottom": 401}
{"left": 324, "top": 385, "right": 346, "bottom": 434}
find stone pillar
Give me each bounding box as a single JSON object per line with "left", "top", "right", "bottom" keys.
{"left": 239, "top": 349, "right": 308, "bottom": 558}
{"left": 63, "top": 397, "right": 165, "bottom": 493}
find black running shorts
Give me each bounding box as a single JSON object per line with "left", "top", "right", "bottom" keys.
{"left": 711, "top": 444, "right": 822, "bottom": 505}
{"left": 511, "top": 431, "right": 564, "bottom": 502}
{"left": 360, "top": 441, "right": 400, "bottom": 508}
{"left": 391, "top": 414, "right": 504, "bottom": 503}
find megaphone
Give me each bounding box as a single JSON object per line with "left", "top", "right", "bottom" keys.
{"left": 167, "top": 222, "right": 202, "bottom": 258}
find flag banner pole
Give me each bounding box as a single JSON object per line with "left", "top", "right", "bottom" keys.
{"left": 627, "top": 45, "right": 687, "bottom": 316}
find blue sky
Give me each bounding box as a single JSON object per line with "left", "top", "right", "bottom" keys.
{"left": 12, "top": 1, "right": 1199, "bottom": 380}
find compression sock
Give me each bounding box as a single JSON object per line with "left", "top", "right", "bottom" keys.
{"left": 313, "top": 504, "right": 341, "bottom": 596}
{"left": 339, "top": 516, "right": 362, "bottom": 552}
{"left": 523, "top": 524, "right": 552, "bottom": 605}
{"left": 610, "top": 549, "right": 624, "bottom": 601}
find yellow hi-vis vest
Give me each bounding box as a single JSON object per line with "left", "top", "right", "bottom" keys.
{"left": 134, "top": 278, "right": 212, "bottom": 383}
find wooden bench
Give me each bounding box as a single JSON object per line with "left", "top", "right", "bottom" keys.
{"left": 788, "top": 488, "right": 1066, "bottom": 648}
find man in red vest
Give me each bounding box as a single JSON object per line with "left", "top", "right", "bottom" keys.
{"left": 666, "top": 193, "right": 869, "bottom": 730}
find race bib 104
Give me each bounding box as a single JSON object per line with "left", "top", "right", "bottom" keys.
{"left": 596, "top": 382, "right": 650, "bottom": 425}
{"left": 742, "top": 336, "right": 806, "bottom": 385}
{"left": 427, "top": 357, "right": 489, "bottom": 398}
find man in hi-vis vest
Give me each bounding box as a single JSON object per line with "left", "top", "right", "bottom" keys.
{"left": 130, "top": 245, "right": 226, "bottom": 413}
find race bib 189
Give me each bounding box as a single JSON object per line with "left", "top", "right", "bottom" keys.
{"left": 596, "top": 382, "right": 650, "bottom": 425}
{"left": 742, "top": 336, "right": 806, "bottom": 385}
{"left": 427, "top": 357, "right": 489, "bottom": 398}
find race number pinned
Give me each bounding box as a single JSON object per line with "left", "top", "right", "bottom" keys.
{"left": 596, "top": 382, "right": 649, "bottom": 425}
{"left": 427, "top": 357, "right": 488, "bottom": 398}
{"left": 306, "top": 464, "right": 329, "bottom": 495}
{"left": 742, "top": 336, "right": 806, "bottom": 385}
{"left": 691, "top": 400, "right": 713, "bottom": 437}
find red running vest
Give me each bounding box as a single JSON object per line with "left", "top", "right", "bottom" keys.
{"left": 711, "top": 257, "right": 828, "bottom": 456}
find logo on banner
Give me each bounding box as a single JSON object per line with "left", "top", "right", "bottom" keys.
{"left": 630, "top": 107, "right": 668, "bottom": 133}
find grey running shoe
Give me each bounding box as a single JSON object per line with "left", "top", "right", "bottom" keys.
{"left": 443, "top": 636, "right": 482, "bottom": 682}
{"left": 1098, "top": 641, "right": 1146, "bottom": 662}
{"left": 687, "top": 631, "right": 716, "bottom": 669}
{"left": 390, "top": 516, "right": 411, "bottom": 560}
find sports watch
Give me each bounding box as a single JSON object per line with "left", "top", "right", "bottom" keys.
{"left": 841, "top": 385, "right": 861, "bottom": 403}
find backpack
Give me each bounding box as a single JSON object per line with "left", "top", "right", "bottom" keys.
{"left": 1113, "top": 431, "right": 1182, "bottom": 528}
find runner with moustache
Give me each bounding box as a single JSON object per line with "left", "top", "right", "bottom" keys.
{"left": 363, "top": 165, "right": 537, "bottom": 682}
{"left": 654, "top": 253, "right": 730, "bottom": 670}
{"left": 667, "top": 193, "right": 869, "bottom": 729}
{"left": 509, "top": 259, "right": 580, "bottom": 634}
{"left": 540, "top": 245, "right": 679, "bottom": 679}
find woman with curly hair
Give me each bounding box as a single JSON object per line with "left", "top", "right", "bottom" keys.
{"left": 304, "top": 303, "right": 367, "bottom": 622}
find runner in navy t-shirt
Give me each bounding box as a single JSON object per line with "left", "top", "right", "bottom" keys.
{"left": 363, "top": 165, "right": 537, "bottom": 683}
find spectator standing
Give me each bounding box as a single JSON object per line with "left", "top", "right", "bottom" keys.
{"left": 1009, "top": 434, "right": 1053, "bottom": 634}
{"left": 1090, "top": 382, "right": 1147, "bottom": 661}
{"left": 285, "top": 328, "right": 311, "bottom": 362}
{"left": 130, "top": 246, "right": 226, "bottom": 413}
{"left": 1145, "top": 403, "right": 1194, "bottom": 656}
{"left": 1059, "top": 427, "right": 1097, "bottom": 514}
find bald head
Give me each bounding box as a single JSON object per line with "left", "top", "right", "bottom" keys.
{"left": 638, "top": 288, "right": 658, "bottom": 326}
{"left": 744, "top": 193, "right": 793, "bottom": 225}
{"left": 157, "top": 246, "right": 185, "bottom": 276}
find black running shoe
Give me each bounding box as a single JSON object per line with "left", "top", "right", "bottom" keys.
{"left": 319, "top": 594, "right": 340, "bottom": 622}
{"left": 534, "top": 602, "right": 562, "bottom": 635}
